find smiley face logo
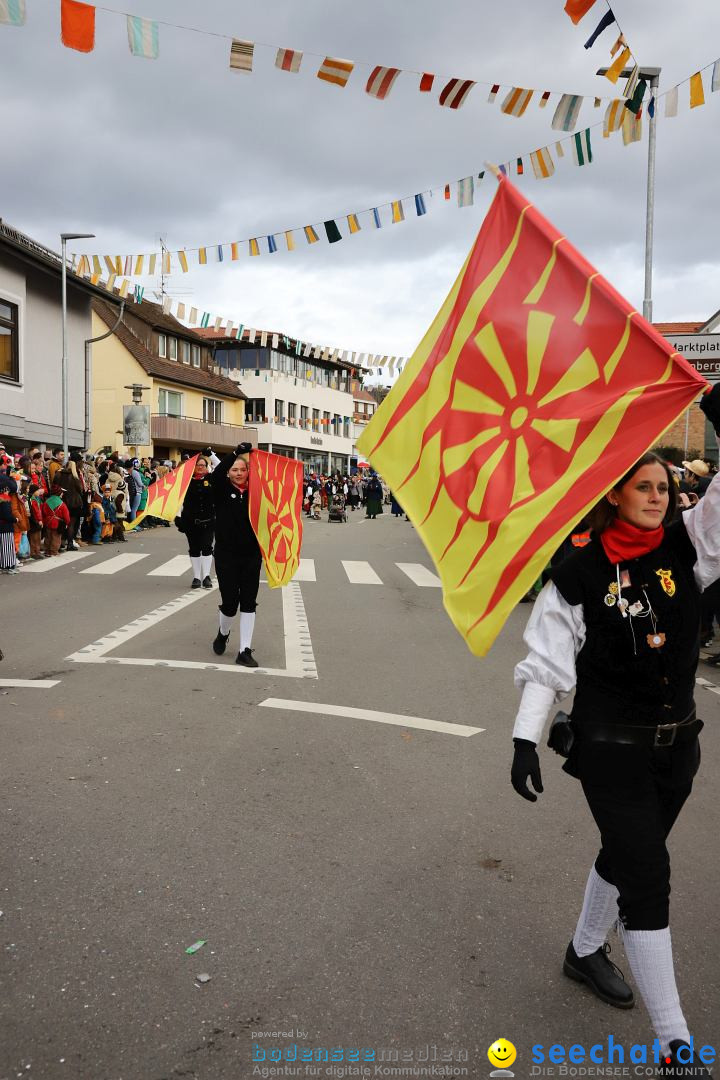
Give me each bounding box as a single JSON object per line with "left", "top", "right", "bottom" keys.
{"left": 488, "top": 1039, "right": 517, "bottom": 1070}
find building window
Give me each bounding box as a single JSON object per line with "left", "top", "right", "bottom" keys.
{"left": 343, "top": 417, "right": 351, "bottom": 439}
{"left": 0, "top": 298, "right": 19, "bottom": 383}
{"left": 191, "top": 344, "right": 201, "bottom": 368}
{"left": 288, "top": 402, "right": 297, "bottom": 422}
{"left": 323, "top": 411, "right": 330, "bottom": 431}
{"left": 158, "top": 332, "right": 167, "bottom": 358}
{"left": 333, "top": 414, "right": 341, "bottom": 436}
{"left": 203, "top": 398, "right": 223, "bottom": 424}
{"left": 300, "top": 405, "right": 309, "bottom": 429}
{"left": 167, "top": 336, "right": 177, "bottom": 361}
{"left": 312, "top": 408, "right": 320, "bottom": 430}
{"left": 180, "top": 340, "right": 191, "bottom": 365}
{"left": 275, "top": 399, "right": 285, "bottom": 423}
{"left": 247, "top": 398, "right": 266, "bottom": 422}
{"left": 158, "top": 388, "right": 182, "bottom": 417}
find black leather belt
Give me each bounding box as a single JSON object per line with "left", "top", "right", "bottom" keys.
{"left": 193, "top": 517, "right": 213, "bottom": 525}
{"left": 576, "top": 712, "right": 700, "bottom": 748}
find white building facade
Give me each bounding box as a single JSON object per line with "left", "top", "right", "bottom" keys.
{"left": 200, "top": 335, "right": 357, "bottom": 474}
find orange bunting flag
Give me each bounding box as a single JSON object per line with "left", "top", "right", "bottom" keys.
{"left": 357, "top": 175, "right": 707, "bottom": 656}
{"left": 61, "top": 0, "right": 95, "bottom": 52}
{"left": 563, "top": 0, "right": 598, "bottom": 24}
{"left": 248, "top": 451, "right": 304, "bottom": 587}
{"left": 124, "top": 456, "right": 198, "bottom": 531}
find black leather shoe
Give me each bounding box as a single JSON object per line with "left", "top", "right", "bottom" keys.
{"left": 191, "top": 578, "right": 201, "bottom": 589}
{"left": 202, "top": 576, "right": 213, "bottom": 589}
{"left": 212, "top": 631, "right": 230, "bottom": 655}
{"left": 236, "top": 648, "right": 259, "bottom": 668}
{"left": 660, "top": 1042, "right": 713, "bottom": 1079}
{"left": 563, "top": 941, "right": 634, "bottom": 1009}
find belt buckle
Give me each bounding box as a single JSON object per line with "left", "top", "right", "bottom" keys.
{"left": 654, "top": 723, "right": 677, "bottom": 748}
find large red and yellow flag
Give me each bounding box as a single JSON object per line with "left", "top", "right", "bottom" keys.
{"left": 248, "top": 450, "right": 304, "bottom": 587}
{"left": 357, "top": 175, "right": 707, "bottom": 656}
{"left": 124, "top": 455, "right": 198, "bottom": 531}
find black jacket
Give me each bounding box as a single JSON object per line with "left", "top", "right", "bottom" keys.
{"left": 180, "top": 476, "right": 215, "bottom": 525}
{"left": 210, "top": 451, "right": 261, "bottom": 560}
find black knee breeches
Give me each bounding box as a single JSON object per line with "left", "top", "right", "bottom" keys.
{"left": 185, "top": 522, "right": 214, "bottom": 557}
{"left": 215, "top": 553, "right": 262, "bottom": 616}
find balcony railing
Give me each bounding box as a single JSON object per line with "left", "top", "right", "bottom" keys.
{"left": 151, "top": 413, "right": 254, "bottom": 447}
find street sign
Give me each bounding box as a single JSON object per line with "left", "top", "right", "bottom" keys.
{"left": 662, "top": 334, "right": 720, "bottom": 378}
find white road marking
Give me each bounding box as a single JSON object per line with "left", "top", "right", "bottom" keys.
{"left": 66, "top": 581, "right": 317, "bottom": 680}
{"left": 21, "top": 551, "right": 95, "bottom": 572}
{"left": 80, "top": 553, "right": 150, "bottom": 575}
{"left": 342, "top": 560, "right": 383, "bottom": 585}
{"left": 696, "top": 677, "right": 720, "bottom": 697}
{"left": 396, "top": 562, "right": 441, "bottom": 588}
{"left": 258, "top": 698, "right": 484, "bottom": 737}
{"left": 0, "top": 679, "right": 60, "bottom": 689}
{"left": 294, "top": 558, "right": 316, "bottom": 582}
{"left": 147, "top": 555, "right": 191, "bottom": 577}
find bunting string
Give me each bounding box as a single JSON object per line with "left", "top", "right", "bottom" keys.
{"left": 69, "top": 51, "right": 720, "bottom": 270}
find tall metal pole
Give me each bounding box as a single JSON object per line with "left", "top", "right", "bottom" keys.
{"left": 61, "top": 236, "right": 69, "bottom": 463}
{"left": 643, "top": 71, "right": 661, "bottom": 323}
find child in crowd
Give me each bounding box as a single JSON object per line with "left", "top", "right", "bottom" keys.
{"left": 101, "top": 486, "right": 116, "bottom": 541}
{"left": 113, "top": 480, "right": 128, "bottom": 542}
{"left": 88, "top": 493, "right": 104, "bottom": 544}
{"left": 0, "top": 487, "right": 18, "bottom": 573}
{"left": 42, "top": 484, "right": 70, "bottom": 556}
{"left": 27, "top": 483, "right": 44, "bottom": 559}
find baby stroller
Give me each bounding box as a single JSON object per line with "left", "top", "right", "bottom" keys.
{"left": 328, "top": 492, "right": 347, "bottom": 523}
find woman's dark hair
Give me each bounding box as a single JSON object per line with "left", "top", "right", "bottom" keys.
{"left": 588, "top": 452, "right": 677, "bottom": 534}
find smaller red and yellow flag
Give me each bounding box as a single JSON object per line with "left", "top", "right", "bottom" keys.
{"left": 125, "top": 456, "right": 198, "bottom": 531}
{"left": 248, "top": 451, "right": 304, "bottom": 588}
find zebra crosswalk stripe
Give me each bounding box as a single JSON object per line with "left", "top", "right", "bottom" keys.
{"left": 294, "top": 558, "right": 316, "bottom": 581}
{"left": 341, "top": 560, "right": 383, "bottom": 585}
{"left": 80, "top": 553, "right": 150, "bottom": 575}
{"left": 147, "top": 555, "right": 191, "bottom": 577}
{"left": 396, "top": 563, "right": 441, "bottom": 587}
{"left": 21, "top": 551, "right": 95, "bottom": 572}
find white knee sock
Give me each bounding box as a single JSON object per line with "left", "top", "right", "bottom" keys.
{"left": 622, "top": 927, "right": 690, "bottom": 1054}
{"left": 200, "top": 554, "right": 213, "bottom": 579}
{"left": 190, "top": 556, "right": 202, "bottom": 580}
{"left": 573, "top": 865, "right": 620, "bottom": 956}
{"left": 218, "top": 610, "right": 235, "bottom": 636}
{"left": 239, "top": 612, "right": 255, "bottom": 651}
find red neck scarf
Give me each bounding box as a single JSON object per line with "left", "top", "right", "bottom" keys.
{"left": 230, "top": 479, "right": 248, "bottom": 493}
{"left": 601, "top": 517, "right": 664, "bottom": 565}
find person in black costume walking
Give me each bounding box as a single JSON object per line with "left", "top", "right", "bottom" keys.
{"left": 209, "top": 443, "right": 261, "bottom": 668}
{"left": 176, "top": 455, "right": 215, "bottom": 589}
{"left": 510, "top": 384, "right": 720, "bottom": 1078}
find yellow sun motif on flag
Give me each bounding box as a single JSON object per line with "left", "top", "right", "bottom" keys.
{"left": 439, "top": 310, "right": 601, "bottom": 521}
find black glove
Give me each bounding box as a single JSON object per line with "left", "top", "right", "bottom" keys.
{"left": 201, "top": 447, "right": 212, "bottom": 456}
{"left": 234, "top": 442, "right": 253, "bottom": 455}
{"left": 174, "top": 515, "right": 186, "bottom": 534}
{"left": 511, "top": 739, "right": 544, "bottom": 802}
{"left": 699, "top": 383, "right": 720, "bottom": 438}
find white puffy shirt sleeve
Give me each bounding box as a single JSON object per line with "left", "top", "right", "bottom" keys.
{"left": 681, "top": 446, "right": 720, "bottom": 590}
{"left": 512, "top": 580, "right": 586, "bottom": 745}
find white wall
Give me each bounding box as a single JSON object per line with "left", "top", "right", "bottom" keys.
{"left": 0, "top": 252, "right": 91, "bottom": 448}
{"left": 233, "top": 369, "right": 355, "bottom": 456}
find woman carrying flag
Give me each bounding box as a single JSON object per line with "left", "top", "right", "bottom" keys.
{"left": 176, "top": 454, "right": 214, "bottom": 590}
{"left": 209, "top": 442, "right": 261, "bottom": 668}
{"left": 510, "top": 384, "right": 720, "bottom": 1076}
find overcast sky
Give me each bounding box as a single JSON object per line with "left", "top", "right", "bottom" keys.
{"left": 1, "top": 0, "right": 719, "bottom": 372}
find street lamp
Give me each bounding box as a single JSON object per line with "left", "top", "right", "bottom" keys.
{"left": 596, "top": 67, "right": 661, "bottom": 323}
{"left": 61, "top": 231, "right": 95, "bottom": 462}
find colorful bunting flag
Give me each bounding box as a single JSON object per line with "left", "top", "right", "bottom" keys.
{"left": 624, "top": 78, "right": 646, "bottom": 116}
{"left": 414, "top": 194, "right": 427, "bottom": 216}
{"left": 216, "top": 245, "right": 224, "bottom": 262}
{"left": 324, "top": 220, "right": 342, "bottom": 243}
{"left": 189, "top": 307, "right": 197, "bottom": 325}
{"left": 609, "top": 33, "right": 626, "bottom": 56}
{"left": 457, "top": 177, "right": 474, "bottom": 207}
{"left": 583, "top": 8, "right": 615, "bottom": 48}
{"left": 539, "top": 91, "right": 551, "bottom": 108}
{"left": 231, "top": 242, "right": 240, "bottom": 260}
{"left": 178, "top": 250, "right": 188, "bottom": 272}
{"left": 347, "top": 213, "right": 361, "bottom": 234}
{"left": 357, "top": 173, "right": 706, "bottom": 656}
{"left": 420, "top": 73, "right": 434, "bottom": 92}
{"left": 605, "top": 46, "right": 631, "bottom": 84}
{"left": 624, "top": 65, "right": 639, "bottom": 98}
{"left": 516, "top": 157, "right": 524, "bottom": 176}
{"left": 366, "top": 65, "right": 401, "bottom": 100}
{"left": 268, "top": 234, "right": 278, "bottom": 253}
{"left": 127, "top": 15, "right": 159, "bottom": 59}
{"left": 530, "top": 147, "right": 555, "bottom": 179}
{"left": 664, "top": 86, "right": 678, "bottom": 118}
{"left": 439, "top": 78, "right": 475, "bottom": 109}
{"left": 230, "top": 39, "right": 254, "bottom": 73}
{"left": 0, "top": 1, "right": 25, "bottom": 25}
{"left": 249, "top": 238, "right": 260, "bottom": 256}
{"left": 690, "top": 72, "right": 705, "bottom": 109}
{"left": 200, "top": 313, "right": 210, "bottom": 329}
{"left": 444, "top": 184, "right": 451, "bottom": 200}
{"left": 198, "top": 247, "right": 207, "bottom": 265}
{"left": 372, "top": 208, "right": 382, "bottom": 229}
{"left": 317, "top": 56, "right": 354, "bottom": 88}
{"left": 304, "top": 225, "right": 319, "bottom": 244}
{"left": 284, "top": 230, "right": 296, "bottom": 250}
{"left": 177, "top": 302, "right": 185, "bottom": 320}
{"left": 571, "top": 128, "right": 593, "bottom": 165}
{"left": 148, "top": 254, "right": 156, "bottom": 275}
{"left": 488, "top": 84, "right": 500, "bottom": 103}
{"left": 500, "top": 87, "right": 534, "bottom": 117}
{"left": 61, "top": 0, "right": 95, "bottom": 53}
{"left": 564, "top": 0, "right": 598, "bottom": 23}
{"left": 648, "top": 96, "right": 655, "bottom": 119}
{"left": 603, "top": 99, "right": 624, "bottom": 136}
{"left": 713, "top": 60, "right": 720, "bottom": 92}
{"left": 275, "top": 47, "right": 302, "bottom": 73}
{"left": 551, "top": 94, "right": 583, "bottom": 131}
{"left": 260, "top": 331, "right": 268, "bottom": 347}
{"left": 391, "top": 200, "right": 405, "bottom": 223}
{"left": 621, "top": 108, "right": 642, "bottom": 145}
{"left": 272, "top": 333, "right": 279, "bottom": 349}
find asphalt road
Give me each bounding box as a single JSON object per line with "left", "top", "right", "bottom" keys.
{"left": 1, "top": 510, "right": 718, "bottom": 1080}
